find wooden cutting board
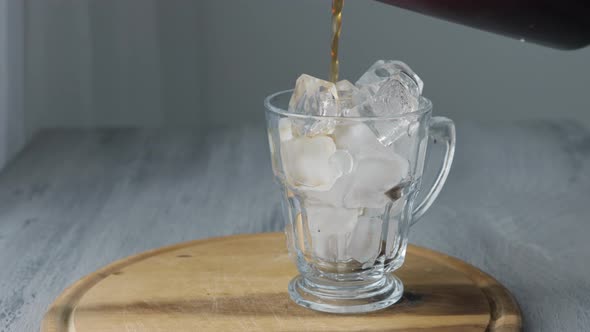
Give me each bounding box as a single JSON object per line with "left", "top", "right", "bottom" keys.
{"left": 42, "top": 232, "right": 522, "bottom": 331}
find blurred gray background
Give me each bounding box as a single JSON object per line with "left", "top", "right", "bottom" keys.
{"left": 1, "top": 2, "right": 590, "bottom": 330}
{"left": 2, "top": 0, "right": 590, "bottom": 167}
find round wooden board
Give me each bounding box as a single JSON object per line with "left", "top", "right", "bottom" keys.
{"left": 42, "top": 233, "right": 522, "bottom": 332}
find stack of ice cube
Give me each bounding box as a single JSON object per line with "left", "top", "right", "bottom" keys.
{"left": 280, "top": 60, "right": 423, "bottom": 262}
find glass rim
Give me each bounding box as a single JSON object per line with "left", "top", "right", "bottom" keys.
{"left": 264, "top": 89, "right": 432, "bottom": 121}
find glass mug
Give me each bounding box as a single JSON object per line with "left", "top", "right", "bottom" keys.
{"left": 265, "top": 90, "right": 455, "bottom": 314}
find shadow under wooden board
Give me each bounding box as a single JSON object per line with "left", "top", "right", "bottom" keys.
{"left": 42, "top": 232, "right": 522, "bottom": 331}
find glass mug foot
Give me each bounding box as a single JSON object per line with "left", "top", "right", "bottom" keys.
{"left": 288, "top": 274, "right": 404, "bottom": 314}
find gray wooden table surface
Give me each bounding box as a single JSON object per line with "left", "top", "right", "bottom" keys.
{"left": 0, "top": 121, "right": 589, "bottom": 331}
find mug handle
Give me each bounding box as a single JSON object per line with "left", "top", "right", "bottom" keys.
{"left": 411, "top": 116, "right": 456, "bottom": 225}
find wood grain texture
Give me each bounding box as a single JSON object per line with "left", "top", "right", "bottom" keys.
{"left": 0, "top": 121, "right": 589, "bottom": 331}
{"left": 41, "top": 233, "right": 521, "bottom": 332}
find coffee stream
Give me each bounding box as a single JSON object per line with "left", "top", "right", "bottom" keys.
{"left": 330, "top": 0, "right": 344, "bottom": 82}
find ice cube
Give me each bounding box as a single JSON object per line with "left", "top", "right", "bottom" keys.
{"left": 368, "top": 85, "right": 424, "bottom": 147}
{"left": 281, "top": 135, "right": 351, "bottom": 192}
{"left": 310, "top": 149, "right": 354, "bottom": 203}
{"left": 305, "top": 204, "right": 358, "bottom": 261}
{"left": 281, "top": 135, "right": 337, "bottom": 191}
{"left": 367, "top": 118, "right": 414, "bottom": 147}
{"left": 278, "top": 118, "right": 293, "bottom": 141}
{"left": 348, "top": 215, "right": 383, "bottom": 264}
{"left": 305, "top": 154, "right": 409, "bottom": 209}
{"left": 329, "top": 150, "right": 354, "bottom": 175}
{"left": 335, "top": 80, "right": 368, "bottom": 116}
{"left": 372, "top": 76, "right": 420, "bottom": 116}
{"left": 356, "top": 60, "right": 423, "bottom": 97}
{"left": 304, "top": 123, "right": 410, "bottom": 208}
{"left": 302, "top": 123, "right": 388, "bottom": 207}
{"left": 332, "top": 123, "right": 390, "bottom": 158}
{"left": 292, "top": 118, "right": 337, "bottom": 137}
{"left": 289, "top": 74, "right": 339, "bottom": 115}
{"left": 304, "top": 172, "right": 352, "bottom": 207}
{"left": 289, "top": 74, "right": 339, "bottom": 136}
{"left": 353, "top": 60, "right": 424, "bottom": 146}
{"left": 301, "top": 149, "right": 353, "bottom": 207}
{"left": 344, "top": 155, "right": 409, "bottom": 208}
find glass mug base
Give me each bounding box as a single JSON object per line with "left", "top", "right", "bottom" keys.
{"left": 288, "top": 273, "right": 404, "bottom": 314}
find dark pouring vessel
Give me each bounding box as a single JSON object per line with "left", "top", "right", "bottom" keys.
{"left": 378, "top": 0, "right": 590, "bottom": 50}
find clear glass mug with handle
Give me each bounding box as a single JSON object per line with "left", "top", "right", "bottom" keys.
{"left": 265, "top": 90, "right": 455, "bottom": 314}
